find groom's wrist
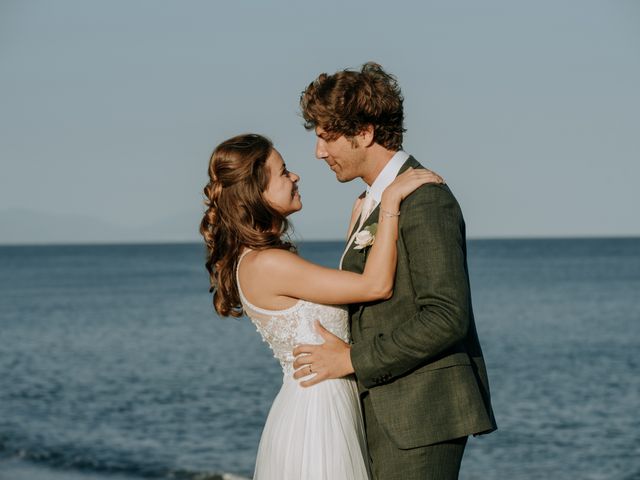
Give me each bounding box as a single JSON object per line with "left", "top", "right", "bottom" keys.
{"left": 345, "top": 348, "right": 355, "bottom": 376}
{"left": 341, "top": 347, "right": 354, "bottom": 376}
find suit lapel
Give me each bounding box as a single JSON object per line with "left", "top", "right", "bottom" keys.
{"left": 340, "top": 193, "right": 367, "bottom": 269}
{"left": 340, "top": 219, "right": 365, "bottom": 271}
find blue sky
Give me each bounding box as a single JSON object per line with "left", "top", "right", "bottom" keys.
{"left": 1, "top": 0, "right": 639, "bottom": 243}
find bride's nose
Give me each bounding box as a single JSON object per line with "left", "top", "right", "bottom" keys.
{"left": 291, "top": 172, "right": 300, "bottom": 182}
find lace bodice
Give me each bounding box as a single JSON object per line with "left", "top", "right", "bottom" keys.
{"left": 236, "top": 250, "right": 350, "bottom": 378}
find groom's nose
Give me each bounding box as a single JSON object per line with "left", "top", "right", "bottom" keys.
{"left": 315, "top": 139, "right": 328, "bottom": 160}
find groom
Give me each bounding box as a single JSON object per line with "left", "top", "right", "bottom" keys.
{"left": 293, "top": 63, "right": 496, "bottom": 479}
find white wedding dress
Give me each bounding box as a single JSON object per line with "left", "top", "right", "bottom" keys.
{"left": 236, "top": 250, "right": 371, "bottom": 480}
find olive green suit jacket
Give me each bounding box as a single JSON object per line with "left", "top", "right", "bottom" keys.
{"left": 343, "top": 157, "right": 497, "bottom": 449}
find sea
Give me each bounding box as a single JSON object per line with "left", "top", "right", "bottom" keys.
{"left": 0, "top": 238, "right": 639, "bottom": 480}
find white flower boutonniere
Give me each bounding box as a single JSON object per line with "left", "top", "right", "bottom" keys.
{"left": 354, "top": 223, "right": 378, "bottom": 250}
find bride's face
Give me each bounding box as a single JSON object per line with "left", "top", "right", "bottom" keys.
{"left": 263, "top": 149, "right": 302, "bottom": 216}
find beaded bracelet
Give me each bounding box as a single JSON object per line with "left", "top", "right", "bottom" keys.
{"left": 380, "top": 207, "right": 401, "bottom": 218}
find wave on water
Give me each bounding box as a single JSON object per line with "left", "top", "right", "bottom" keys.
{"left": 0, "top": 435, "right": 250, "bottom": 480}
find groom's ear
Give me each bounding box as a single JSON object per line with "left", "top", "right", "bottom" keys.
{"left": 358, "top": 125, "right": 375, "bottom": 148}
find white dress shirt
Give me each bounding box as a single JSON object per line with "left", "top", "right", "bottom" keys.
{"left": 366, "top": 150, "right": 410, "bottom": 206}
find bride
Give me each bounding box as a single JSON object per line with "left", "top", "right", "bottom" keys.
{"left": 199, "top": 133, "right": 442, "bottom": 479}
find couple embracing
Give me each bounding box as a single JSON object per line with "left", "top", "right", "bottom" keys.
{"left": 200, "top": 63, "right": 497, "bottom": 480}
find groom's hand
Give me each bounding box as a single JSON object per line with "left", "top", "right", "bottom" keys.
{"left": 292, "top": 321, "right": 354, "bottom": 387}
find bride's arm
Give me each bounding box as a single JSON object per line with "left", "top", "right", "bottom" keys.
{"left": 251, "top": 169, "right": 439, "bottom": 305}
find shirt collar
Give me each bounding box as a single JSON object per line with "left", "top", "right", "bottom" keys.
{"left": 367, "top": 150, "right": 410, "bottom": 203}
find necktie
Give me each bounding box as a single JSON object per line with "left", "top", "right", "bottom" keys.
{"left": 358, "top": 194, "right": 376, "bottom": 229}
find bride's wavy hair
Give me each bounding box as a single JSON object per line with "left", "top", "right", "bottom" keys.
{"left": 200, "top": 133, "right": 294, "bottom": 318}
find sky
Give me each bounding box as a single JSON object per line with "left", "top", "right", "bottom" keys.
{"left": 1, "top": 0, "right": 639, "bottom": 244}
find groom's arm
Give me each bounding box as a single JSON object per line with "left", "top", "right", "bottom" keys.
{"left": 350, "top": 183, "right": 471, "bottom": 388}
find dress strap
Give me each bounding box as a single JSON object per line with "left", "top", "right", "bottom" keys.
{"left": 235, "top": 248, "right": 255, "bottom": 309}
{"left": 235, "top": 248, "right": 252, "bottom": 296}
{"left": 235, "top": 248, "right": 303, "bottom": 315}
{"left": 237, "top": 248, "right": 252, "bottom": 266}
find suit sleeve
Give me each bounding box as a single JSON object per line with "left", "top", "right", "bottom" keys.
{"left": 350, "top": 184, "right": 471, "bottom": 388}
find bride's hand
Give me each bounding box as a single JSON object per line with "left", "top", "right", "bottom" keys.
{"left": 381, "top": 168, "right": 445, "bottom": 207}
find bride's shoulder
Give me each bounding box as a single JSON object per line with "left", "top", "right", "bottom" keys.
{"left": 242, "top": 248, "right": 300, "bottom": 273}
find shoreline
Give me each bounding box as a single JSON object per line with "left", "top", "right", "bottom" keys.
{"left": 0, "top": 459, "right": 250, "bottom": 480}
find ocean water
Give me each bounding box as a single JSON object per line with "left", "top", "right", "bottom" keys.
{"left": 0, "top": 239, "right": 638, "bottom": 480}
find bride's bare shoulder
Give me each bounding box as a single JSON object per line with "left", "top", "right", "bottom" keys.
{"left": 242, "top": 248, "right": 301, "bottom": 273}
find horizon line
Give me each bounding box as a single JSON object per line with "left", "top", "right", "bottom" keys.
{"left": 1, "top": 234, "right": 639, "bottom": 248}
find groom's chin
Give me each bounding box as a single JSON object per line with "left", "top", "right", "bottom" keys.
{"left": 335, "top": 173, "right": 356, "bottom": 183}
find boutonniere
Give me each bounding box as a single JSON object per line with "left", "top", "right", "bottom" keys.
{"left": 354, "top": 223, "right": 378, "bottom": 250}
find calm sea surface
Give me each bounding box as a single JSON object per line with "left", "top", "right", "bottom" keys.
{"left": 0, "top": 239, "right": 639, "bottom": 480}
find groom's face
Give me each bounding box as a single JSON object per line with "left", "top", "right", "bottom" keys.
{"left": 314, "top": 127, "right": 366, "bottom": 183}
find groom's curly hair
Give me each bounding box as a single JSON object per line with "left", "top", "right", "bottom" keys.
{"left": 300, "top": 62, "right": 405, "bottom": 150}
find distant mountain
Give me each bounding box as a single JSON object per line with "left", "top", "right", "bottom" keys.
{"left": 143, "top": 208, "right": 204, "bottom": 242}
{"left": 0, "top": 206, "right": 350, "bottom": 245}
{"left": 0, "top": 208, "right": 202, "bottom": 245}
